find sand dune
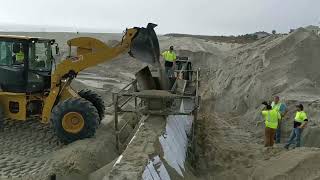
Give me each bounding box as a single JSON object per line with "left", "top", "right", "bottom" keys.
{"left": 192, "top": 27, "right": 320, "bottom": 180}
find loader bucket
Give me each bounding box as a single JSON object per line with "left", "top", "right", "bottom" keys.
{"left": 129, "top": 23, "right": 160, "bottom": 66}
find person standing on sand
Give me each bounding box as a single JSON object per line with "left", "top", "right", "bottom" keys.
{"left": 271, "top": 96, "right": 287, "bottom": 143}
{"left": 261, "top": 102, "right": 281, "bottom": 147}
{"left": 284, "top": 104, "right": 308, "bottom": 149}
{"left": 161, "top": 46, "right": 177, "bottom": 78}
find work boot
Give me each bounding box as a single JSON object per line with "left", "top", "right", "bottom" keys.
{"left": 284, "top": 144, "right": 289, "bottom": 150}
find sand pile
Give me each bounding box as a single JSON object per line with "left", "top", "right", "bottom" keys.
{"left": 200, "top": 28, "right": 320, "bottom": 137}
{"left": 188, "top": 27, "right": 320, "bottom": 180}
{"left": 251, "top": 148, "right": 320, "bottom": 180}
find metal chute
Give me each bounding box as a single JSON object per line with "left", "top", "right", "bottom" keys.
{"left": 129, "top": 23, "right": 160, "bottom": 66}
{"left": 129, "top": 23, "right": 169, "bottom": 90}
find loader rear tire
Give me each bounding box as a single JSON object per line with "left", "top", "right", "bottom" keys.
{"left": 51, "top": 98, "right": 99, "bottom": 144}
{"left": 78, "top": 89, "right": 105, "bottom": 123}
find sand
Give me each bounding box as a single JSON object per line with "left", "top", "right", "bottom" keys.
{"left": 189, "top": 27, "right": 320, "bottom": 180}
{"left": 1, "top": 25, "right": 320, "bottom": 180}
{"left": 108, "top": 115, "right": 166, "bottom": 180}
{"left": 0, "top": 117, "right": 118, "bottom": 180}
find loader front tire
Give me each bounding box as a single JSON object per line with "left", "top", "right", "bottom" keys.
{"left": 51, "top": 98, "right": 99, "bottom": 144}
{"left": 78, "top": 89, "right": 105, "bottom": 123}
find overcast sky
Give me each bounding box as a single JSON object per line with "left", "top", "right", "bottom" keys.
{"left": 0, "top": 0, "right": 319, "bottom": 35}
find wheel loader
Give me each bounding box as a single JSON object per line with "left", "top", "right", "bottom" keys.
{"left": 0, "top": 23, "right": 160, "bottom": 143}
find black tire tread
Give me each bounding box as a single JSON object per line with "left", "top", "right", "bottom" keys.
{"left": 78, "top": 89, "right": 105, "bottom": 122}
{"left": 51, "top": 97, "right": 99, "bottom": 143}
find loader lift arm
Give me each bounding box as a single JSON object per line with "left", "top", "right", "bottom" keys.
{"left": 41, "top": 24, "right": 159, "bottom": 123}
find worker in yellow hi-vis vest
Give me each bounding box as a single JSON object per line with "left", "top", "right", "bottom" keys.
{"left": 284, "top": 104, "right": 308, "bottom": 149}
{"left": 261, "top": 101, "right": 281, "bottom": 147}
{"left": 161, "top": 46, "right": 177, "bottom": 78}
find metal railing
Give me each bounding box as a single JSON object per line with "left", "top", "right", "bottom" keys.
{"left": 112, "top": 60, "right": 201, "bottom": 152}
{"left": 112, "top": 80, "right": 139, "bottom": 152}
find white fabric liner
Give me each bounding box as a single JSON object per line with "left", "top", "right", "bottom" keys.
{"left": 142, "top": 99, "right": 193, "bottom": 179}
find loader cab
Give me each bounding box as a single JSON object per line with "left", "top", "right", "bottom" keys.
{"left": 0, "top": 36, "right": 56, "bottom": 93}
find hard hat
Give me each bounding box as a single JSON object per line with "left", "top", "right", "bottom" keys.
{"left": 296, "top": 104, "right": 304, "bottom": 109}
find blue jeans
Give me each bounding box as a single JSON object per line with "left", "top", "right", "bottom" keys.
{"left": 275, "top": 121, "right": 281, "bottom": 143}
{"left": 285, "top": 127, "right": 302, "bottom": 148}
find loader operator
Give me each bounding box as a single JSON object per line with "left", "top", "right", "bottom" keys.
{"left": 12, "top": 43, "right": 24, "bottom": 64}
{"left": 162, "top": 46, "right": 177, "bottom": 78}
